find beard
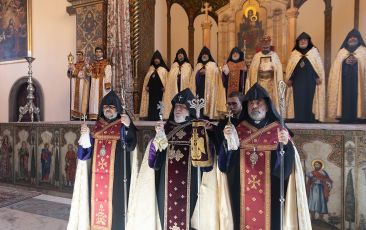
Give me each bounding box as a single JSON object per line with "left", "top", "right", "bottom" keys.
{"left": 104, "top": 111, "right": 118, "bottom": 120}
{"left": 348, "top": 40, "right": 358, "bottom": 47}
{"left": 248, "top": 109, "right": 266, "bottom": 121}
{"left": 201, "top": 56, "right": 209, "bottom": 62}
{"left": 174, "top": 114, "right": 187, "bottom": 123}
{"left": 174, "top": 110, "right": 189, "bottom": 123}
{"left": 232, "top": 55, "right": 240, "bottom": 61}
{"left": 262, "top": 48, "right": 270, "bottom": 54}
{"left": 299, "top": 43, "right": 308, "bottom": 49}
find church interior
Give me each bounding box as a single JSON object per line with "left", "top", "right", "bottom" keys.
{"left": 0, "top": 0, "right": 366, "bottom": 229}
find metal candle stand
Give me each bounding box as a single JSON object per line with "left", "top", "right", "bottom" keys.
{"left": 18, "top": 57, "right": 40, "bottom": 122}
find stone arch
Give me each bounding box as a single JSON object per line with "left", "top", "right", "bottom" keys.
{"left": 8, "top": 77, "right": 44, "bottom": 122}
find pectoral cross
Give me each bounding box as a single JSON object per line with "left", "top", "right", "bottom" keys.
{"left": 157, "top": 101, "right": 164, "bottom": 121}
{"left": 226, "top": 109, "right": 234, "bottom": 125}
{"left": 201, "top": 2, "right": 212, "bottom": 22}
{"left": 188, "top": 95, "right": 206, "bottom": 119}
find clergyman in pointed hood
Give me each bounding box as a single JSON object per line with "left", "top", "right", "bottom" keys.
{"left": 222, "top": 47, "right": 247, "bottom": 97}
{"left": 162, "top": 48, "right": 193, "bottom": 119}
{"left": 140, "top": 50, "right": 169, "bottom": 120}
{"left": 191, "top": 46, "right": 226, "bottom": 119}
{"left": 328, "top": 29, "right": 366, "bottom": 123}
{"left": 285, "top": 32, "right": 325, "bottom": 123}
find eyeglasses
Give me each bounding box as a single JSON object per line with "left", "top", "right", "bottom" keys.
{"left": 103, "top": 105, "right": 116, "bottom": 110}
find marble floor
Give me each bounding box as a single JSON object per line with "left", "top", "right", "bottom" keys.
{"left": 0, "top": 193, "right": 71, "bottom": 230}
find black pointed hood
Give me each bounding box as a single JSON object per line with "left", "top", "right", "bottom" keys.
{"left": 168, "top": 88, "right": 196, "bottom": 121}
{"left": 174, "top": 48, "right": 190, "bottom": 66}
{"left": 150, "top": 50, "right": 169, "bottom": 70}
{"left": 98, "top": 90, "right": 123, "bottom": 121}
{"left": 227, "top": 47, "right": 244, "bottom": 63}
{"left": 293, "top": 32, "right": 314, "bottom": 54}
{"left": 243, "top": 83, "right": 293, "bottom": 136}
{"left": 340, "top": 29, "right": 366, "bottom": 52}
{"left": 197, "top": 46, "right": 215, "bottom": 65}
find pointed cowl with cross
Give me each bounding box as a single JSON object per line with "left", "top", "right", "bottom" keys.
{"left": 243, "top": 83, "right": 293, "bottom": 136}
{"left": 167, "top": 88, "right": 197, "bottom": 121}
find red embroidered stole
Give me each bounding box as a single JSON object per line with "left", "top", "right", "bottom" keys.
{"left": 227, "top": 61, "right": 246, "bottom": 96}
{"left": 90, "top": 119, "right": 121, "bottom": 230}
{"left": 236, "top": 121, "right": 280, "bottom": 230}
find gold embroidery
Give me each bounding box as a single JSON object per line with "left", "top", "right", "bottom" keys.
{"left": 248, "top": 175, "right": 261, "bottom": 190}
{"left": 98, "top": 157, "right": 107, "bottom": 170}
{"left": 169, "top": 223, "right": 181, "bottom": 230}
{"left": 168, "top": 148, "right": 184, "bottom": 162}
{"left": 175, "top": 129, "right": 186, "bottom": 140}
{"left": 190, "top": 128, "right": 206, "bottom": 160}
{"left": 96, "top": 204, "right": 107, "bottom": 225}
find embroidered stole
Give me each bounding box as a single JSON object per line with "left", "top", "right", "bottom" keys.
{"left": 90, "top": 119, "right": 121, "bottom": 230}
{"left": 164, "top": 122, "right": 192, "bottom": 230}
{"left": 227, "top": 61, "right": 246, "bottom": 96}
{"left": 236, "top": 121, "right": 280, "bottom": 230}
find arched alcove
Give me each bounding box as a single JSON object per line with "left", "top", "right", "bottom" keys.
{"left": 297, "top": 0, "right": 325, "bottom": 60}
{"left": 9, "top": 77, "right": 44, "bottom": 122}
{"left": 170, "top": 3, "right": 189, "bottom": 64}
{"left": 193, "top": 14, "right": 218, "bottom": 65}
{"left": 155, "top": 0, "right": 168, "bottom": 59}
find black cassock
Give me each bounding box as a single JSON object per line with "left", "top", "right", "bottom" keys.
{"left": 341, "top": 60, "right": 358, "bottom": 122}
{"left": 290, "top": 57, "right": 318, "bottom": 122}
{"left": 195, "top": 67, "right": 206, "bottom": 100}
{"left": 147, "top": 70, "right": 164, "bottom": 121}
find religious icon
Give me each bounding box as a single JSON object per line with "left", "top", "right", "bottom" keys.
{"left": 18, "top": 141, "right": 30, "bottom": 180}
{"left": 64, "top": 144, "right": 76, "bottom": 187}
{"left": 306, "top": 159, "right": 333, "bottom": 221}
{"left": 41, "top": 143, "right": 53, "bottom": 182}
{"left": 0, "top": 135, "right": 13, "bottom": 181}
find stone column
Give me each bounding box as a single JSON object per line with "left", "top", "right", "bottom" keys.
{"left": 67, "top": 0, "right": 108, "bottom": 58}
{"left": 188, "top": 11, "right": 195, "bottom": 63}
{"left": 167, "top": 2, "right": 172, "bottom": 65}
{"left": 228, "top": 19, "right": 236, "bottom": 54}
{"left": 217, "top": 19, "right": 227, "bottom": 67}
{"left": 201, "top": 20, "right": 213, "bottom": 48}
{"left": 354, "top": 0, "right": 360, "bottom": 29}
{"left": 285, "top": 7, "right": 299, "bottom": 60}
{"left": 323, "top": 0, "right": 332, "bottom": 80}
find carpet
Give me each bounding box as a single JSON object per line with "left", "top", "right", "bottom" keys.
{"left": 0, "top": 186, "right": 40, "bottom": 208}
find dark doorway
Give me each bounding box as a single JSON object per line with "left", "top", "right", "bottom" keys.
{"left": 9, "top": 77, "right": 44, "bottom": 122}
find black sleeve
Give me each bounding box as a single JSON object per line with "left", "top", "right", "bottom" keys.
{"left": 125, "top": 122, "right": 137, "bottom": 152}
{"left": 153, "top": 149, "right": 167, "bottom": 171}
{"left": 272, "top": 141, "right": 295, "bottom": 179}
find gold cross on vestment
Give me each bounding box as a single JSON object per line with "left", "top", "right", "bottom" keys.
{"left": 201, "top": 2, "right": 212, "bottom": 22}
{"left": 248, "top": 175, "right": 261, "bottom": 190}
